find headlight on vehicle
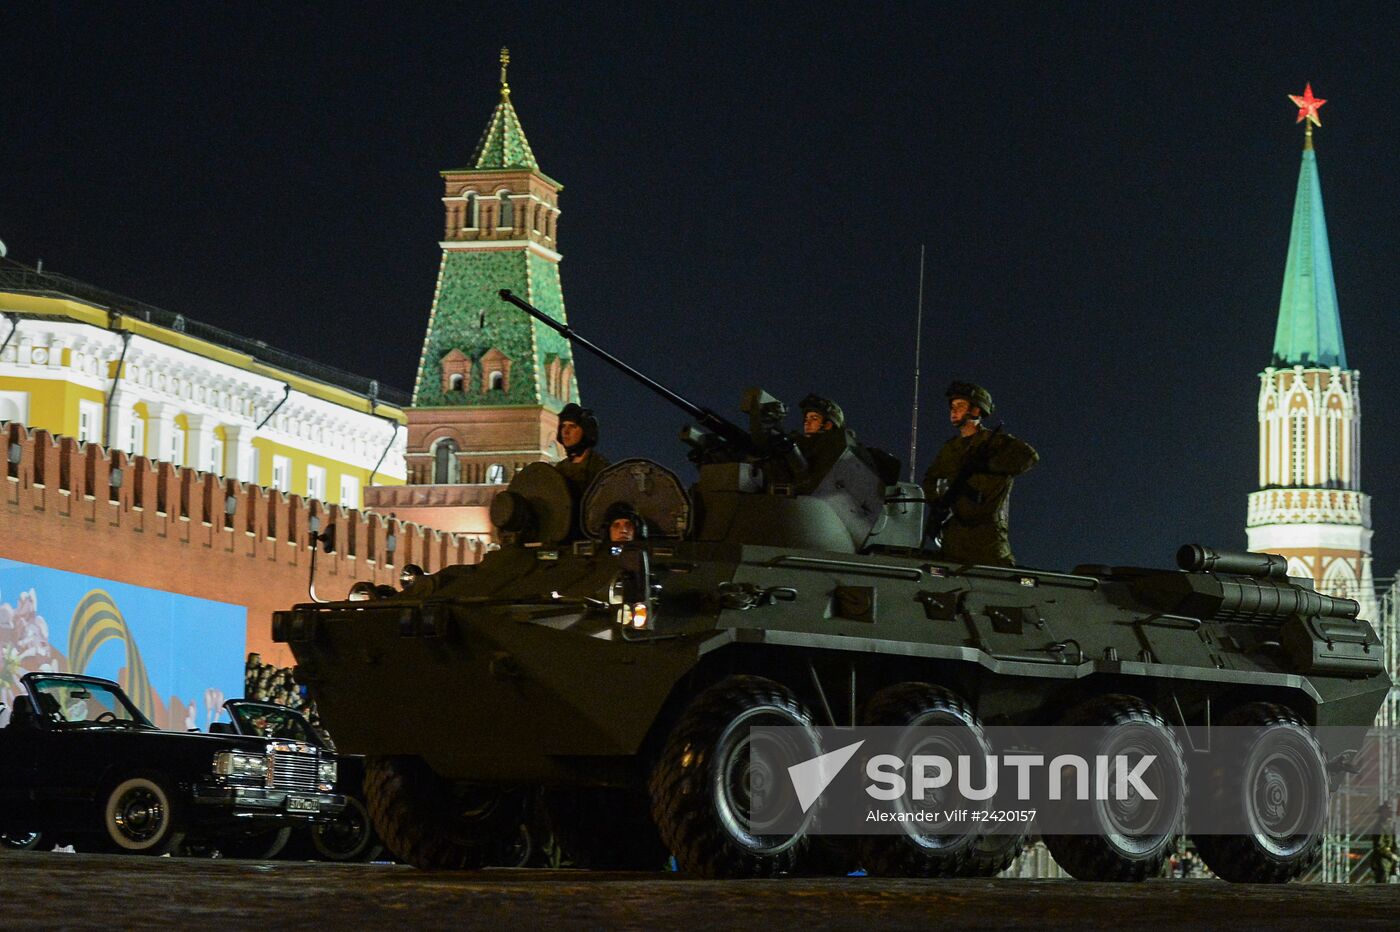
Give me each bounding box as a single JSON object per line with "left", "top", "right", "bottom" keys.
{"left": 347, "top": 581, "right": 377, "bottom": 602}
{"left": 317, "top": 760, "right": 338, "bottom": 789}
{"left": 621, "top": 602, "right": 651, "bottom": 630}
{"left": 213, "top": 750, "right": 270, "bottom": 778}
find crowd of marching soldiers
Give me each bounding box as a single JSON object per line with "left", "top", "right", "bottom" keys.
{"left": 550, "top": 383, "right": 1038, "bottom": 567}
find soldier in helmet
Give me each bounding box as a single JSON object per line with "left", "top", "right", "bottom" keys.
{"left": 793, "top": 394, "right": 850, "bottom": 493}
{"left": 794, "top": 393, "right": 901, "bottom": 491}
{"left": 922, "top": 382, "right": 1038, "bottom": 567}
{"left": 554, "top": 403, "right": 609, "bottom": 538}
{"left": 801, "top": 395, "right": 845, "bottom": 437}
{"left": 603, "top": 501, "right": 645, "bottom": 544}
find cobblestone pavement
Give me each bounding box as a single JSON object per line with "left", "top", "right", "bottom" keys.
{"left": 6, "top": 850, "right": 1400, "bottom": 931}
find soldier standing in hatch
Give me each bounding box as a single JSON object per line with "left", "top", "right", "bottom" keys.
{"left": 794, "top": 394, "right": 901, "bottom": 490}
{"left": 794, "top": 395, "right": 849, "bottom": 493}
{"left": 553, "top": 403, "right": 609, "bottom": 538}
{"left": 604, "top": 501, "right": 645, "bottom": 544}
{"left": 922, "top": 382, "right": 1038, "bottom": 567}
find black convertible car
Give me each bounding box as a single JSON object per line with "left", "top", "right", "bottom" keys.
{"left": 214, "top": 699, "right": 382, "bottom": 861}
{"left": 0, "top": 672, "right": 344, "bottom": 855}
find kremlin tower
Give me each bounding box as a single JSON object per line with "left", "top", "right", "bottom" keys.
{"left": 365, "top": 50, "right": 580, "bottom": 539}
{"left": 1245, "top": 86, "right": 1377, "bottom": 619}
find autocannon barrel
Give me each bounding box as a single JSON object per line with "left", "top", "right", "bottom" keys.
{"left": 1212, "top": 576, "right": 1360, "bottom": 624}
{"left": 1176, "top": 545, "right": 1289, "bottom": 580}
{"left": 1133, "top": 548, "right": 1362, "bottom": 623}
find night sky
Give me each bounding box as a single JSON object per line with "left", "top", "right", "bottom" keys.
{"left": 3, "top": 4, "right": 1400, "bottom": 577}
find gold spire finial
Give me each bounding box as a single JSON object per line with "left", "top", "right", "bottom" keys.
{"left": 499, "top": 47, "right": 511, "bottom": 99}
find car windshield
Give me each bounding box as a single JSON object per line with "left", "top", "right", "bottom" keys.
{"left": 228, "top": 703, "right": 319, "bottom": 744}
{"left": 28, "top": 678, "right": 151, "bottom": 728}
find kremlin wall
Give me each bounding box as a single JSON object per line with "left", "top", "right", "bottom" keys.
{"left": 0, "top": 421, "right": 478, "bottom": 665}
{"left": 0, "top": 422, "right": 475, "bottom": 717}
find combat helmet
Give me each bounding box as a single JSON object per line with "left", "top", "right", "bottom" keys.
{"left": 602, "top": 500, "right": 647, "bottom": 541}
{"left": 945, "top": 381, "right": 994, "bottom": 418}
{"left": 798, "top": 394, "right": 845, "bottom": 431}
{"left": 557, "top": 403, "right": 599, "bottom": 455}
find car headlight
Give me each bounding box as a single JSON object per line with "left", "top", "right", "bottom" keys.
{"left": 317, "top": 760, "right": 337, "bottom": 789}
{"left": 213, "top": 750, "right": 270, "bottom": 778}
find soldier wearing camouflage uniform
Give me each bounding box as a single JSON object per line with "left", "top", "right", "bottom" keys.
{"left": 922, "top": 382, "right": 1038, "bottom": 567}
{"left": 1373, "top": 803, "right": 1396, "bottom": 883}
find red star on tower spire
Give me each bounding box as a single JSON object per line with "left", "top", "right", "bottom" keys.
{"left": 1289, "top": 83, "right": 1327, "bottom": 126}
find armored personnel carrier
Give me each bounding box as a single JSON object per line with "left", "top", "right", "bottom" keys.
{"left": 275, "top": 291, "right": 1389, "bottom": 882}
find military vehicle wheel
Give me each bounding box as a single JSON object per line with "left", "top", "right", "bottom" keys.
{"left": 542, "top": 787, "right": 669, "bottom": 869}
{"left": 364, "top": 755, "right": 529, "bottom": 869}
{"left": 857, "top": 683, "right": 1021, "bottom": 878}
{"left": 649, "top": 674, "right": 823, "bottom": 877}
{"left": 1040, "top": 695, "right": 1185, "bottom": 881}
{"left": 1192, "top": 703, "right": 1326, "bottom": 883}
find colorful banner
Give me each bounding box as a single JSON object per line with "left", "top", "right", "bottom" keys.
{"left": 0, "top": 558, "right": 244, "bottom": 730}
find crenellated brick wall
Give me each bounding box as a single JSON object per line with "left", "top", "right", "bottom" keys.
{"left": 0, "top": 422, "right": 480, "bottom": 667}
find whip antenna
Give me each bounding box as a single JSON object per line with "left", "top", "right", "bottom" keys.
{"left": 907, "top": 244, "right": 926, "bottom": 482}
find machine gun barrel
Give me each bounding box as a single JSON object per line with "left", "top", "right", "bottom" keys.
{"left": 498, "top": 290, "right": 757, "bottom": 454}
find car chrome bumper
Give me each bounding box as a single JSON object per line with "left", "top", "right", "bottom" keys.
{"left": 192, "top": 784, "right": 346, "bottom": 820}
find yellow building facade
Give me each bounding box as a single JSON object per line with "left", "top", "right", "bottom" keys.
{"left": 0, "top": 265, "right": 407, "bottom": 503}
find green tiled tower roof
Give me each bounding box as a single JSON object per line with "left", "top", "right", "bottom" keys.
{"left": 466, "top": 94, "right": 538, "bottom": 171}
{"left": 410, "top": 50, "right": 577, "bottom": 412}
{"left": 460, "top": 48, "right": 538, "bottom": 172}
{"left": 1272, "top": 134, "right": 1347, "bottom": 369}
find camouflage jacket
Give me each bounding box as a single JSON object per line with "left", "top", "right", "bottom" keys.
{"left": 553, "top": 449, "right": 610, "bottom": 496}
{"left": 554, "top": 450, "right": 610, "bottom": 539}
{"left": 1376, "top": 831, "right": 1397, "bottom": 866}
{"left": 921, "top": 428, "right": 1038, "bottom": 567}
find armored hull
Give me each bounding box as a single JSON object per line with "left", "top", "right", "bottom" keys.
{"left": 286, "top": 535, "right": 1388, "bottom": 770}
{"left": 279, "top": 463, "right": 1388, "bottom": 880}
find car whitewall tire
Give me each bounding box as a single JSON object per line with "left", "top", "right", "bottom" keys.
{"left": 103, "top": 774, "right": 183, "bottom": 855}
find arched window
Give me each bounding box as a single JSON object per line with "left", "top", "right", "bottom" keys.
{"left": 464, "top": 192, "right": 478, "bottom": 228}
{"left": 1322, "top": 557, "right": 1359, "bottom": 600}
{"left": 485, "top": 463, "right": 507, "bottom": 484}
{"left": 432, "top": 438, "right": 460, "bottom": 484}
{"left": 498, "top": 190, "right": 513, "bottom": 229}
{"left": 489, "top": 371, "right": 504, "bottom": 391}
{"left": 448, "top": 373, "right": 464, "bottom": 392}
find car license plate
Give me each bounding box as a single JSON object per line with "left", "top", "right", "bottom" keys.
{"left": 287, "top": 795, "right": 319, "bottom": 813}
